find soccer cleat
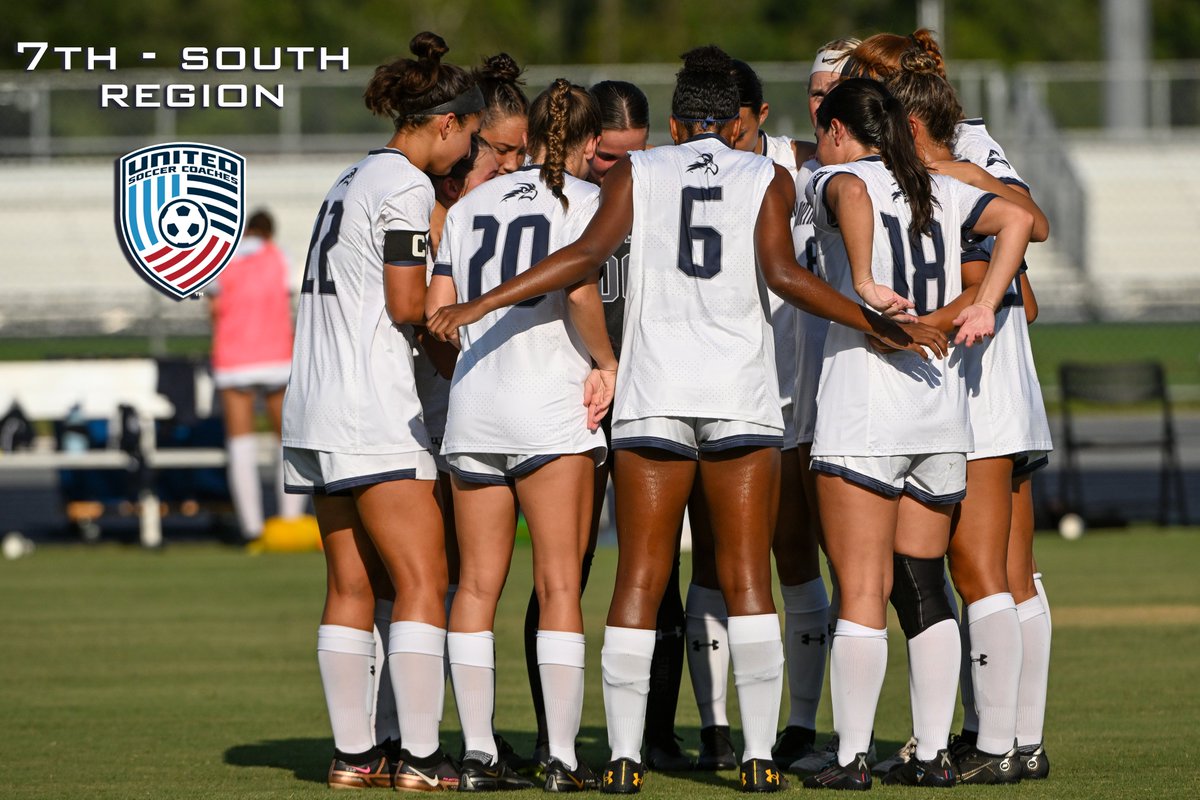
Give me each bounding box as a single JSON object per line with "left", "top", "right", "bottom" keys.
{"left": 789, "top": 733, "right": 876, "bottom": 776}
{"left": 771, "top": 726, "right": 817, "bottom": 771}
{"left": 327, "top": 750, "right": 393, "bottom": 789}
{"left": 599, "top": 758, "right": 646, "bottom": 794}
{"left": 870, "top": 736, "right": 916, "bottom": 776}
{"left": 393, "top": 748, "right": 459, "bottom": 792}
{"left": 954, "top": 745, "right": 1022, "bottom": 785}
{"left": 645, "top": 734, "right": 695, "bottom": 771}
{"left": 544, "top": 758, "right": 594, "bottom": 793}
{"left": 1017, "top": 743, "right": 1050, "bottom": 780}
{"left": 802, "top": 752, "right": 872, "bottom": 791}
{"left": 457, "top": 754, "right": 536, "bottom": 792}
{"left": 880, "top": 748, "right": 956, "bottom": 787}
{"left": 696, "top": 725, "right": 738, "bottom": 771}
{"left": 496, "top": 734, "right": 537, "bottom": 773}
{"left": 739, "top": 758, "right": 789, "bottom": 792}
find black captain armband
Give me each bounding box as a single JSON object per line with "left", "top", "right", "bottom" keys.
{"left": 384, "top": 229, "right": 429, "bottom": 266}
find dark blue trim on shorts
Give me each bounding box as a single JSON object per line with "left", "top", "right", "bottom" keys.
{"left": 809, "top": 459, "right": 902, "bottom": 498}
{"left": 448, "top": 465, "right": 512, "bottom": 486}
{"left": 324, "top": 469, "right": 418, "bottom": 494}
{"left": 700, "top": 434, "right": 786, "bottom": 453}
{"left": 1013, "top": 453, "right": 1050, "bottom": 478}
{"left": 903, "top": 482, "right": 966, "bottom": 506}
{"left": 509, "top": 453, "right": 561, "bottom": 477}
{"left": 284, "top": 482, "right": 351, "bottom": 497}
{"left": 611, "top": 436, "right": 698, "bottom": 460}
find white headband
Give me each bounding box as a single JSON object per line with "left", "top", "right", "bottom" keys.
{"left": 810, "top": 42, "right": 858, "bottom": 77}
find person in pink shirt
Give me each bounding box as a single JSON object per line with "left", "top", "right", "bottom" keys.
{"left": 209, "top": 209, "right": 307, "bottom": 539}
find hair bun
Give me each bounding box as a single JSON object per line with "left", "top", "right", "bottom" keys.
{"left": 481, "top": 52, "right": 523, "bottom": 84}
{"left": 899, "top": 49, "right": 939, "bottom": 75}
{"left": 680, "top": 44, "right": 733, "bottom": 77}
{"left": 410, "top": 31, "right": 449, "bottom": 63}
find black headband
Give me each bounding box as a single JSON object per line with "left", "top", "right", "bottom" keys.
{"left": 409, "top": 85, "right": 485, "bottom": 118}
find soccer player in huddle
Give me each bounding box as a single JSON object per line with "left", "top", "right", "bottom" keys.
{"left": 282, "top": 32, "right": 481, "bottom": 790}
{"left": 429, "top": 44, "right": 946, "bottom": 795}
{"left": 801, "top": 77, "right": 1035, "bottom": 789}
{"left": 428, "top": 77, "right": 618, "bottom": 793}
{"left": 848, "top": 30, "right": 1055, "bottom": 783}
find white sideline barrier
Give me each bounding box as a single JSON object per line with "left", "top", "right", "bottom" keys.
{"left": 0, "top": 358, "right": 268, "bottom": 546}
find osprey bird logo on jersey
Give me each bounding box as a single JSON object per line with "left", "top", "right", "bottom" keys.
{"left": 986, "top": 149, "right": 1011, "bottom": 169}
{"left": 687, "top": 152, "right": 719, "bottom": 175}
{"left": 503, "top": 182, "right": 538, "bottom": 201}
{"left": 116, "top": 142, "right": 246, "bottom": 300}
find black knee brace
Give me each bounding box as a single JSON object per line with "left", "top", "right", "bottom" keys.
{"left": 890, "top": 554, "right": 955, "bottom": 640}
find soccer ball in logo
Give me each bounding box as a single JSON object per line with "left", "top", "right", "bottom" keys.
{"left": 157, "top": 199, "right": 210, "bottom": 248}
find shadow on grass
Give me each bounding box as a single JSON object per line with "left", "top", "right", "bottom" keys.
{"left": 224, "top": 737, "right": 331, "bottom": 784}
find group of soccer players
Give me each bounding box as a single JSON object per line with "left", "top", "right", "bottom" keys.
{"left": 279, "top": 26, "right": 1054, "bottom": 794}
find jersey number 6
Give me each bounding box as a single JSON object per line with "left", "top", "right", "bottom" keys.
{"left": 677, "top": 187, "right": 723, "bottom": 279}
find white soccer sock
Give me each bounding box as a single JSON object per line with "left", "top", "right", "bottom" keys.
{"left": 781, "top": 579, "right": 829, "bottom": 729}
{"left": 538, "top": 630, "right": 586, "bottom": 771}
{"left": 388, "top": 621, "right": 446, "bottom": 759}
{"left": 227, "top": 434, "right": 263, "bottom": 538}
{"left": 1015, "top": 595, "right": 1051, "bottom": 747}
{"left": 729, "top": 614, "right": 785, "bottom": 762}
{"left": 373, "top": 600, "right": 400, "bottom": 745}
{"left": 601, "top": 626, "right": 656, "bottom": 762}
{"left": 447, "top": 631, "right": 497, "bottom": 762}
{"left": 317, "top": 624, "right": 377, "bottom": 755}
{"left": 1033, "top": 572, "right": 1052, "bottom": 633}
{"left": 685, "top": 584, "right": 730, "bottom": 728}
{"left": 831, "top": 620, "right": 888, "bottom": 767}
{"left": 966, "top": 593, "right": 1022, "bottom": 755}
{"left": 276, "top": 446, "right": 308, "bottom": 519}
{"left": 906, "top": 619, "right": 961, "bottom": 761}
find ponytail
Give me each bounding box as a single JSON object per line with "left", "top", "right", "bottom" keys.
{"left": 817, "top": 78, "right": 935, "bottom": 241}
{"left": 528, "top": 79, "right": 601, "bottom": 210}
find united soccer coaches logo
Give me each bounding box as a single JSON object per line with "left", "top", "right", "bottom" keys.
{"left": 116, "top": 142, "right": 246, "bottom": 300}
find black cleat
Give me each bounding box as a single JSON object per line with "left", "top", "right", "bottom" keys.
{"left": 327, "top": 748, "right": 393, "bottom": 789}
{"left": 771, "top": 726, "right": 817, "bottom": 771}
{"left": 457, "top": 754, "right": 536, "bottom": 792}
{"left": 954, "top": 745, "right": 1022, "bottom": 785}
{"left": 1017, "top": 744, "right": 1050, "bottom": 780}
{"left": 544, "top": 758, "right": 593, "bottom": 793}
{"left": 802, "top": 752, "right": 872, "bottom": 791}
{"left": 393, "top": 748, "right": 459, "bottom": 792}
{"left": 880, "top": 748, "right": 956, "bottom": 787}
{"left": 697, "top": 725, "right": 737, "bottom": 771}
{"left": 646, "top": 734, "right": 695, "bottom": 771}
{"left": 496, "top": 734, "right": 537, "bottom": 773}
{"left": 739, "top": 758, "right": 789, "bottom": 792}
{"left": 599, "top": 758, "right": 646, "bottom": 794}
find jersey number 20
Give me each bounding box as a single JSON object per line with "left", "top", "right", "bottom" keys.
{"left": 467, "top": 214, "right": 547, "bottom": 308}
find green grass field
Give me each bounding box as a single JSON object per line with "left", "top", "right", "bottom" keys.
{"left": 1, "top": 529, "right": 1198, "bottom": 799}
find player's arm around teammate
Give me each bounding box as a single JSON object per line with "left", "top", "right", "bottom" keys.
{"left": 280, "top": 32, "right": 483, "bottom": 790}
{"left": 801, "top": 78, "right": 1032, "bottom": 790}
{"left": 427, "top": 79, "right": 614, "bottom": 792}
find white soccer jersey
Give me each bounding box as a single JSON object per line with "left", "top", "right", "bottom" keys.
{"left": 790, "top": 157, "right": 831, "bottom": 445}
{"left": 617, "top": 134, "right": 782, "bottom": 429}
{"left": 283, "top": 148, "right": 432, "bottom": 455}
{"left": 437, "top": 167, "right": 603, "bottom": 456}
{"left": 954, "top": 120, "right": 1053, "bottom": 460}
{"left": 806, "top": 156, "right": 995, "bottom": 456}
{"left": 760, "top": 132, "right": 801, "bottom": 442}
